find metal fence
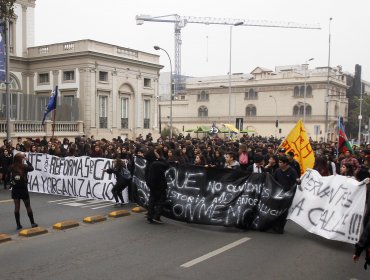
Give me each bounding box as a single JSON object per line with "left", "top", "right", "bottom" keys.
{"left": 0, "top": 92, "right": 80, "bottom": 122}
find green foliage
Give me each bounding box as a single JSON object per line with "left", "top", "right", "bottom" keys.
{"left": 0, "top": 0, "right": 16, "bottom": 22}
{"left": 160, "top": 125, "right": 179, "bottom": 138}
{"left": 346, "top": 95, "right": 370, "bottom": 139}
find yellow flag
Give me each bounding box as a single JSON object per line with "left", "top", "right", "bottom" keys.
{"left": 279, "top": 119, "right": 315, "bottom": 175}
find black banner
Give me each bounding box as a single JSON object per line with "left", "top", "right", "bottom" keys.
{"left": 133, "top": 157, "right": 295, "bottom": 230}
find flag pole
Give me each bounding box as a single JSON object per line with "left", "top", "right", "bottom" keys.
{"left": 51, "top": 109, "right": 56, "bottom": 140}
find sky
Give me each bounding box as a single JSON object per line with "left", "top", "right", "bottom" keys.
{"left": 34, "top": 0, "right": 370, "bottom": 81}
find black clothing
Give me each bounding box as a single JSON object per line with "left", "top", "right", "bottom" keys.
{"left": 289, "top": 159, "right": 301, "bottom": 176}
{"left": 10, "top": 161, "right": 34, "bottom": 200}
{"left": 265, "top": 164, "right": 279, "bottom": 176}
{"left": 246, "top": 164, "right": 265, "bottom": 173}
{"left": 273, "top": 166, "right": 298, "bottom": 192}
{"left": 145, "top": 160, "right": 170, "bottom": 221}
{"left": 354, "top": 218, "right": 370, "bottom": 257}
{"left": 106, "top": 166, "right": 131, "bottom": 203}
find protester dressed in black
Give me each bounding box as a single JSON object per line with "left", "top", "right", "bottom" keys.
{"left": 10, "top": 153, "right": 38, "bottom": 230}
{"left": 144, "top": 148, "right": 170, "bottom": 224}
{"left": 103, "top": 158, "right": 131, "bottom": 206}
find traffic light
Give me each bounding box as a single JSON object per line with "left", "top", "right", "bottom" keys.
{"left": 275, "top": 120, "right": 279, "bottom": 128}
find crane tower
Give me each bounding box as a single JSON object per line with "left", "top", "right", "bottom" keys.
{"left": 136, "top": 14, "right": 321, "bottom": 95}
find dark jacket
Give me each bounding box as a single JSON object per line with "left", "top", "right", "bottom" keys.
{"left": 355, "top": 219, "right": 370, "bottom": 257}
{"left": 145, "top": 160, "right": 170, "bottom": 191}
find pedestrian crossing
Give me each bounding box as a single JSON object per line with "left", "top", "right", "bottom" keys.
{"left": 48, "top": 197, "right": 118, "bottom": 210}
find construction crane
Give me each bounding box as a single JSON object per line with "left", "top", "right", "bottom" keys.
{"left": 136, "top": 14, "right": 321, "bottom": 94}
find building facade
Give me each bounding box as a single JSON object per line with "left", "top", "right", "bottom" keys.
{"left": 0, "top": 0, "right": 162, "bottom": 142}
{"left": 159, "top": 65, "right": 349, "bottom": 141}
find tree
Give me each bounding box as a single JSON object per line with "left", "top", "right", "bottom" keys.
{"left": 0, "top": 0, "right": 16, "bottom": 23}
{"left": 346, "top": 95, "right": 370, "bottom": 139}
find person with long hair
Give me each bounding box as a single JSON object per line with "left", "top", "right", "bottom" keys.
{"left": 340, "top": 163, "right": 355, "bottom": 179}
{"left": 103, "top": 158, "right": 131, "bottom": 206}
{"left": 9, "top": 153, "right": 38, "bottom": 230}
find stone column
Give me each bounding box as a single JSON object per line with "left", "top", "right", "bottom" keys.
{"left": 111, "top": 69, "right": 117, "bottom": 129}
{"left": 22, "top": 5, "right": 27, "bottom": 56}
{"left": 52, "top": 70, "right": 59, "bottom": 88}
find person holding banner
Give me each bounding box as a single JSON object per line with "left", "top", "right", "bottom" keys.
{"left": 103, "top": 158, "right": 131, "bottom": 206}
{"left": 9, "top": 153, "right": 38, "bottom": 230}
{"left": 272, "top": 156, "right": 299, "bottom": 233}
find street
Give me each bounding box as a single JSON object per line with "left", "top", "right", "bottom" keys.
{"left": 0, "top": 189, "right": 368, "bottom": 280}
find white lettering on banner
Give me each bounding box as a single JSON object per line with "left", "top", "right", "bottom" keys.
{"left": 26, "top": 153, "right": 128, "bottom": 202}
{"left": 288, "top": 169, "right": 366, "bottom": 244}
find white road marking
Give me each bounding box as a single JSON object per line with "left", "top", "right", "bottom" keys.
{"left": 80, "top": 202, "right": 111, "bottom": 208}
{"left": 0, "top": 199, "right": 13, "bottom": 203}
{"left": 92, "top": 204, "right": 116, "bottom": 210}
{"left": 61, "top": 202, "right": 87, "bottom": 207}
{"left": 48, "top": 198, "right": 77, "bottom": 203}
{"left": 180, "top": 237, "right": 251, "bottom": 268}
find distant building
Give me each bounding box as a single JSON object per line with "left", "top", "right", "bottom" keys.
{"left": 0, "top": 0, "right": 162, "bottom": 142}
{"left": 159, "top": 66, "right": 350, "bottom": 141}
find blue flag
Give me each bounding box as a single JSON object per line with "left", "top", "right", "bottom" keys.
{"left": 42, "top": 86, "right": 58, "bottom": 125}
{"left": 0, "top": 22, "right": 5, "bottom": 82}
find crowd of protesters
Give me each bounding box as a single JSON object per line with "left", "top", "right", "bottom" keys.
{"left": 1, "top": 132, "right": 370, "bottom": 264}
{"left": 1, "top": 133, "right": 370, "bottom": 187}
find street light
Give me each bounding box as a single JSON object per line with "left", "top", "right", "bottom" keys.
{"left": 303, "top": 58, "right": 314, "bottom": 124}
{"left": 154, "top": 45, "right": 173, "bottom": 139}
{"left": 269, "top": 95, "right": 278, "bottom": 137}
{"left": 324, "top": 17, "right": 333, "bottom": 142}
{"left": 228, "top": 21, "right": 244, "bottom": 129}
{"left": 358, "top": 82, "right": 363, "bottom": 145}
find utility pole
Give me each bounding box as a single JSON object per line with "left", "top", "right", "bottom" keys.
{"left": 5, "top": 7, "right": 11, "bottom": 143}
{"left": 324, "top": 17, "right": 333, "bottom": 142}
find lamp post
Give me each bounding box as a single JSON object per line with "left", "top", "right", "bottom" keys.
{"left": 303, "top": 58, "right": 314, "bottom": 124}
{"left": 154, "top": 45, "right": 173, "bottom": 139}
{"left": 228, "top": 21, "right": 244, "bottom": 128}
{"left": 324, "top": 17, "right": 333, "bottom": 142}
{"left": 269, "top": 95, "right": 278, "bottom": 137}
{"left": 358, "top": 82, "right": 363, "bottom": 145}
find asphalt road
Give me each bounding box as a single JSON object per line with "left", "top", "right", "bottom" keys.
{"left": 0, "top": 189, "right": 368, "bottom": 280}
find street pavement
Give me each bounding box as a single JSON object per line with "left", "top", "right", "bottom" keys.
{"left": 0, "top": 189, "right": 368, "bottom": 280}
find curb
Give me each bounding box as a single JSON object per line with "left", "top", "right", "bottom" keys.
{"left": 83, "top": 215, "right": 107, "bottom": 224}
{"left": 19, "top": 227, "right": 48, "bottom": 237}
{"left": 0, "top": 234, "right": 11, "bottom": 243}
{"left": 131, "top": 206, "right": 146, "bottom": 213}
{"left": 53, "top": 220, "right": 79, "bottom": 230}
{"left": 109, "top": 210, "right": 131, "bottom": 218}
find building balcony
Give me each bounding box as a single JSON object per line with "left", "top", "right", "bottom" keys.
{"left": 26, "top": 40, "right": 159, "bottom": 65}
{"left": 0, "top": 120, "right": 84, "bottom": 142}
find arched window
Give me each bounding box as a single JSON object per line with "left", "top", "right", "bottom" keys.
{"left": 299, "top": 86, "right": 305, "bottom": 97}
{"left": 306, "top": 105, "right": 312, "bottom": 116}
{"left": 0, "top": 74, "right": 21, "bottom": 91}
{"left": 197, "top": 90, "right": 209, "bottom": 101}
{"left": 293, "top": 103, "right": 311, "bottom": 116}
{"left": 306, "top": 85, "right": 312, "bottom": 97}
{"left": 293, "top": 105, "right": 299, "bottom": 116}
{"left": 198, "top": 106, "right": 208, "bottom": 117}
{"left": 294, "top": 86, "right": 299, "bottom": 97}
{"left": 245, "top": 89, "right": 258, "bottom": 99}
{"left": 245, "top": 105, "right": 256, "bottom": 116}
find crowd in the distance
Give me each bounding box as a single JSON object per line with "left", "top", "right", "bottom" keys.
{"left": 1, "top": 133, "right": 370, "bottom": 187}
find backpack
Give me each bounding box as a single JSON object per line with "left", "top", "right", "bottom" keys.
{"left": 120, "top": 162, "right": 132, "bottom": 180}
{"left": 239, "top": 152, "right": 248, "bottom": 165}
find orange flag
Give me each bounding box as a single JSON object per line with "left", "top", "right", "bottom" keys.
{"left": 279, "top": 119, "right": 315, "bottom": 175}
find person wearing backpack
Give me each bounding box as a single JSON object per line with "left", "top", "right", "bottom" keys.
{"left": 9, "top": 153, "right": 38, "bottom": 230}
{"left": 103, "top": 158, "right": 131, "bottom": 206}
{"left": 238, "top": 144, "right": 249, "bottom": 171}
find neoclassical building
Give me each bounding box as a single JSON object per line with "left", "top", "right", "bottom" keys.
{"left": 159, "top": 65, "right": 349, "bottom": 141}
{"left": 0, "top": 0, "right": 162, "bottom": 142}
